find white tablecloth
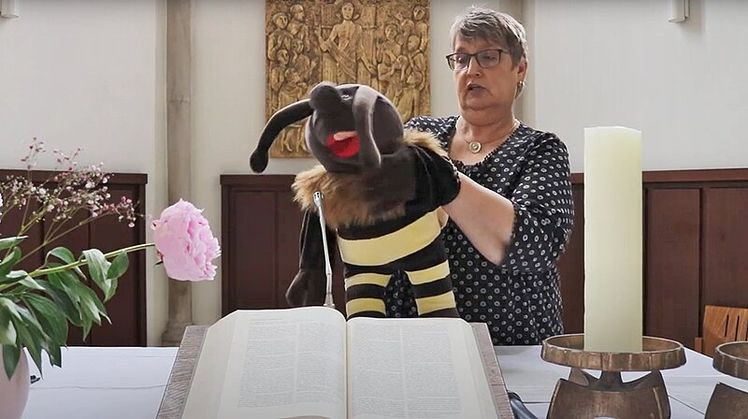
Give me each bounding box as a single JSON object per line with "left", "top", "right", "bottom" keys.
{"left": 19, "top": 344, "right": 748, "bottom": 418}
{"left": 23, "top": 347, "right": 178, "bottom": 419}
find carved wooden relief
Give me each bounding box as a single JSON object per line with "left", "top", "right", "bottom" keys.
{"left": 265, "top": 0, "right": 431, "bottom": 158}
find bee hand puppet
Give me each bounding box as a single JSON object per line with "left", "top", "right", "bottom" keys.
{"left": 249, "top": 82, "right": 461, "bottom": 318}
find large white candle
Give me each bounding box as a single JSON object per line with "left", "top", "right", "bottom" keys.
{"left": 584, "top": 126, "right": 643, "bottom": 353}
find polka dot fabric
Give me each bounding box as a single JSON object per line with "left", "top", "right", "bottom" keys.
{"left": 385, "top": 115, "right": 575, "bottom": 345}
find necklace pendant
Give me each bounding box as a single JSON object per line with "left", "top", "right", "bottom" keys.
{"left": 468, "top": 141, "right": 482, "bottom": 154}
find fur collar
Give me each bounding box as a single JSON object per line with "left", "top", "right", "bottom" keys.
{"left": 292, "top": 129, "right": 445, "bottom": 229}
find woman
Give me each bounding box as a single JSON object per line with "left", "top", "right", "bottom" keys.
{"left": 382, "top": 6, "right": 575, "bottom": 345}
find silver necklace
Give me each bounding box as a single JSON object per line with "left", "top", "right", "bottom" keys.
{"left": 463, "top": 119, "right": 519, "bottom": 154}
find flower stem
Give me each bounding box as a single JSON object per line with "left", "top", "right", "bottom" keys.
{"left": 28, "top": 243, "right": 155, "bottom": 278}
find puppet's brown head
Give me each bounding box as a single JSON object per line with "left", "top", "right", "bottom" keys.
{"left": 249, "top": 82, "right": 403, "bottom": 173}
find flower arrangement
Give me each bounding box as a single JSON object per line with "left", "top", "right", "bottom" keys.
{"left": 0, "top": 139, "right": 220, "bottom": 380}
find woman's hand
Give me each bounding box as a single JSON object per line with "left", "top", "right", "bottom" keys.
{"left": 359, "top": 145, "right": 417, "bottom": 213}
{"left": 360, "top": 145, "right": 461, "bottom": 214}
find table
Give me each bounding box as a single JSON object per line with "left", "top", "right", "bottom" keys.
{"left": 495, "top": 345, "right": 748, "bottom": 418}
{"left": 19, "top": 344, "right": 748, "bottom": 418}
{"left": 22, "top": 347, "right": 178, "bottom": 419}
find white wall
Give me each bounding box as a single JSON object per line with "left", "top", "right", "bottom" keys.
{"left": 190, "top": 0, "right": 484, "bottom": 324}
{"left": 0, "top": 0, "right": 169, "bottom": 346}
{"left": 526, "top": 0, "right": 748, "bottom": 172}
{"left": 14, "top": 0, "right": 742, "bottom": 332}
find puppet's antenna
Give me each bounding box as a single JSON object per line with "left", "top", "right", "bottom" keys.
{"left": 313, "top": 191, "right": 335, "bottom": 309}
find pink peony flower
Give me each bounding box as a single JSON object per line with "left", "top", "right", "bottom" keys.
{"left": 151, "top": 199, "right": 220, "bottom": 281}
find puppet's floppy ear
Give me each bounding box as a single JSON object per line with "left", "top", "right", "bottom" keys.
{"left": 250, "top": 99, "right": 313, "bottom": 173}
{"left": 352, "top": 85, "right": 382, "bottom": 169}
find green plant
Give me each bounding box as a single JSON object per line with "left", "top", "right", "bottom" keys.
{"left": 0, "top": 139, "right": 219, "bottom": 380}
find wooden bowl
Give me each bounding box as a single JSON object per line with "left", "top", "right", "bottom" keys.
{"left": 713, "top": 341, "right": 748, "bottom": 380}
{"left": 541, "top": 334, "right": 686, "bottom": 372}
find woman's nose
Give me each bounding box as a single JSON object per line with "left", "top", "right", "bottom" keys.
{"left": 466, "top": 56, "right": 483, "bottom": 75}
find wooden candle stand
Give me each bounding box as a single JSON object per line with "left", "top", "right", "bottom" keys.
{"left": 705, "top": 341, "right": 748, "bottom": 419}
{"left": 540, "top": 334, "right": 686, "bottom": 419}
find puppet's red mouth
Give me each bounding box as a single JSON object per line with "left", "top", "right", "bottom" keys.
{"left": 327, "top": 132, "right": 360, "bottom": 158}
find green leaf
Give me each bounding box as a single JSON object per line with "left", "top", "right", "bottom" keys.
{"left": 46, "top": 343, "right": 62, "bottom": 368}
{"left": 23, "top": 294, "right": 68, "bottom": 345}
{"left": 107, "top": 252, "right": 129, "bottom": 280}
{"left": 0, "top": 297, "right": 22, "bottom": 322}
{"left": 74, "top": 285, "right": 108, "bottom": 325}
{"left": 82, "top": 322, "right": 92, "bottom": 341}
{"left": 22, "top": 297, "right": 65, "bottom": 374}
{"left": 0, "top": 307, "right": 17, "bottom": 345}
{"left": 2, "top": 343, "right": 20, "bottom": 380}
{"left": 82, "top": 248, "right": 109, "bottom": 282}
{"left": 38, "top": 278, "right": 83, "bottom": 326}
{"left": 55, "top": 276, "right": 110, "bottom": 341}
{"left": 10, "top": 307, "right": 46, "bottom": 375}
{"left": 106, "top": 279, "right": 119, "bottom": 303}
{"left": 82, "top": 249, "right": 113, "bottom": 298}
{"left": 102, "top": 252, "right": 128, "bottom": 302}
{"left": 45, "top": 247, "right": 76, "bottom": 265}
{"left": 0, "top": 236, "right": 25, "bottom": 251}
{"left": 48, "top": 270, "right": 95, "bottom": 337}
{"left": 0, "top": 247, "right": 22, "bottom": 278}
{"left": 18, "top": 275, "right": 45, "bottom": 291}
{"left": 0, "top": 269, "right": 27, "bottom": 286}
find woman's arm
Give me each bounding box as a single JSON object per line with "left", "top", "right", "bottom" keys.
{"left": 442, "top": 174, "right": 515, "bottom": 265}
{"left": 446, "top": 136, "right": 575, "bottom": 271}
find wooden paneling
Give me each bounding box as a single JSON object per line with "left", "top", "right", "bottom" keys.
{"left": 222, "top": 176, "right": 302, "bottom": 314}
{"left": 222, "top": 169, "right": 748, "bottom": 349}
{"left": 645, "top": 189, "right": 701, "bottom": 347}
{"left": 0, "top": 170, "right": 147, "bottom": 346}
{"left": 235, "top": 190, "right": 278, "bottom": 309}
{"left": 89, "top": 185, "right": 147, "bottom": 346}
{"left": 221, "top": 175, "right": 346, "bottom": 317}
{"left": 703, "top": 188, "right": 748, "bottom": 309}
{"left": 276, "top": 190, "right": 304, "bottom": 307}
{"left": 556, "top": 184, "right": 584, "bottom": 333}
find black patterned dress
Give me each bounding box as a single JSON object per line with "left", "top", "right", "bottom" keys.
{"left": 384, "top": 116, "right": 575, "bottom": 345}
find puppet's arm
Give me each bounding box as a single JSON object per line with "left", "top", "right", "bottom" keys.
{"left": 408, "top": 145, "right": 461, "bottom": 212}
{"left": 361, "top": 144, "right": 460, "bottom": 214}
{"left": 286, "top": 209, "right": 337, "bottom": 307}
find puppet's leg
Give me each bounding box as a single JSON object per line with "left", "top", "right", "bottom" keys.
{"left": 405, "top": 260, "right": 459, "bottom": 318}
{"left": 344, "top": 272, "right": 391, "bottom": 318}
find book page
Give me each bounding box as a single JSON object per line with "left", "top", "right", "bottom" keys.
{"left": 346, "top": 318, "right": 498, "bottom": 419}
{"left": 182, "top": 306, "right": 347, "bottom": 419}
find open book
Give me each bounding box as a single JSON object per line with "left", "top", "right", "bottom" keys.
{"left": 181, "top": 306, "right": 501, "bottom": 419}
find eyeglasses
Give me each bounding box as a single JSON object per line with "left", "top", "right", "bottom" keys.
{"left": 445, "top": 48, "right": 505, "bottom": 71}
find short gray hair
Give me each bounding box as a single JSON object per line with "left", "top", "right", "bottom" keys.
{"left": 449, "top": 6, "right": 527, "bottom": 67}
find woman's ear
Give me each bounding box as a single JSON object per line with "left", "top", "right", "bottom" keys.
{"left": 516, "top": 57, "right": 528, "bottom": 81}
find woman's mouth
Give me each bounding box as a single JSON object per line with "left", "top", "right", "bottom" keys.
{"left": 327, "top": 131, "right": 360, "bottom": 158}
{"left": 467, "top": 83, "right": 485, "bottom": 92}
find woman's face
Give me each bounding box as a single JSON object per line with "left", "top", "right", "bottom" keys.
{"left": 452, "top": 35, "right": 526, "bottom": 115}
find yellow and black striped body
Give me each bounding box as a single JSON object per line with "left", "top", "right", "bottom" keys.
{"left": 337, "top": 209, "right": 459, "bottom": 318}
